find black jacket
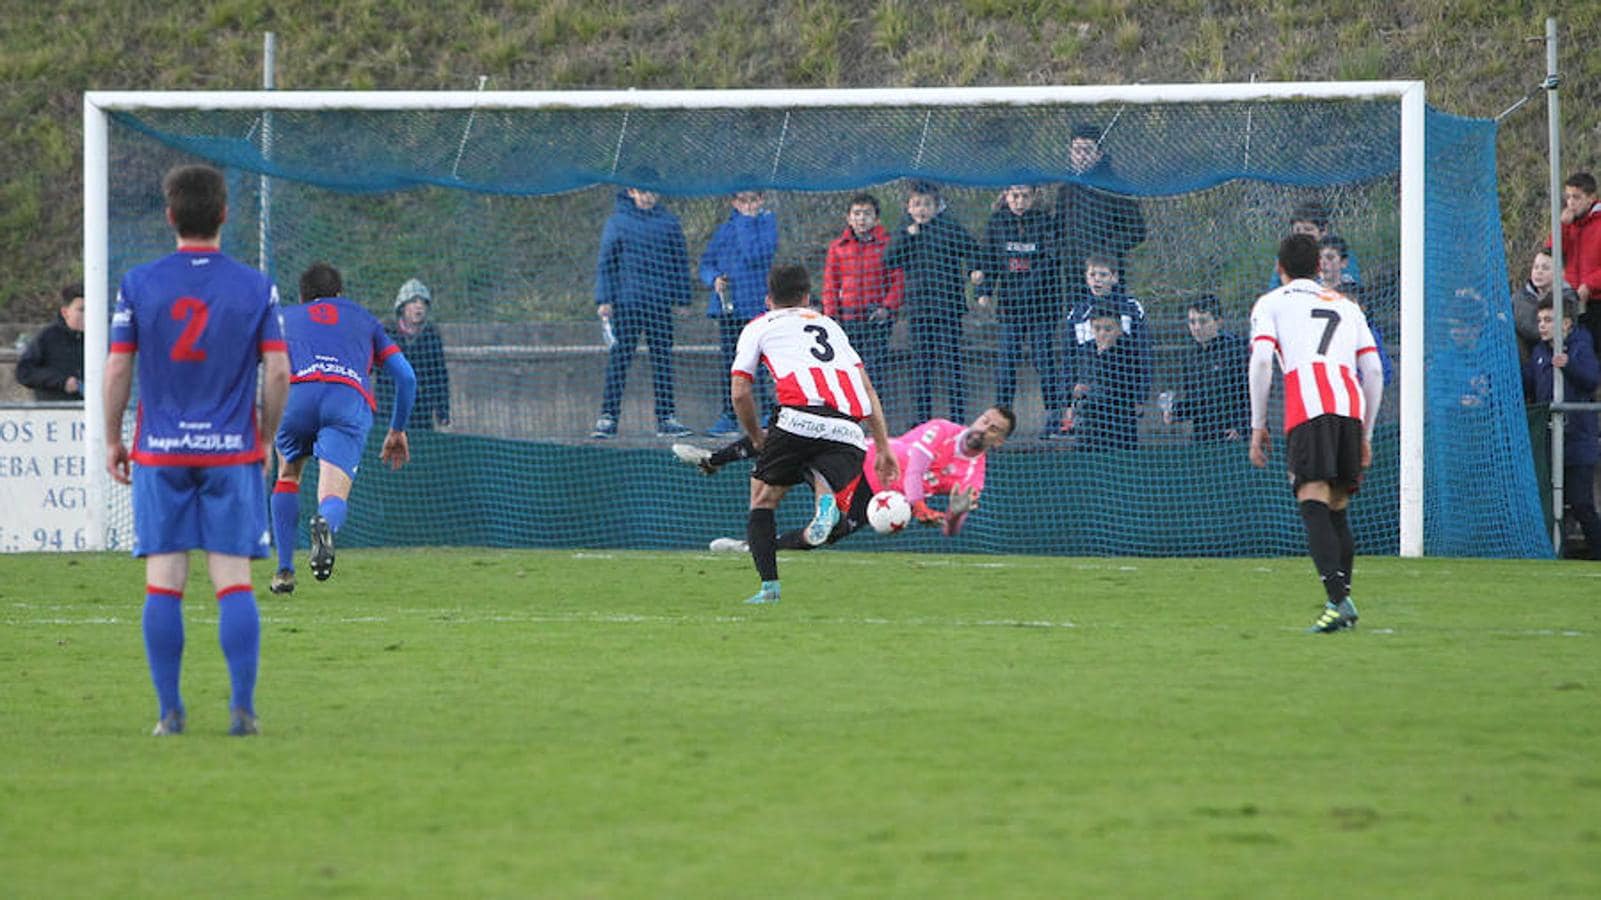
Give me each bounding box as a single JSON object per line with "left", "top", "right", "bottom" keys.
{"left": 1054, "top": 156, "right": 1146, "bottom": 281}
{"left": 884, "top": 212, "right": 981, "bottom": 315}
{"left": 1172, "top": 331, "right": 1250, "bottom": 442}
{"left": 15, "top": 315, "right": 84, "bottom": 402}
{"left": 977, "top": 206, "right": 1060, "bottom": 315}
{"left": 378, "top": 322, "right": 450, "bottom": 429}
{"left": 1072, "top": 338, "right": 1149, "bottom": 452}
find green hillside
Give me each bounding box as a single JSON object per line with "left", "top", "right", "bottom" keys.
{"left": 2, "top": 1, "right": 1596, "bottom": 319}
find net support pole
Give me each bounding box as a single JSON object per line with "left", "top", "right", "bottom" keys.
{"left": 83, "top": 98, "right": 109, "bottom": 552}
{"left": 1398, "top": 81, "right": 1426, "bottom": 557}
{"left": 259, "top": 32, "right": 275, "bottom": 274}
{"left": 1545, "top": 16, "right": 1567, "bottom": 555}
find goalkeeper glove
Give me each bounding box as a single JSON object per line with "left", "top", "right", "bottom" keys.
{"left": 911, "top": 500, "right": 944, "bottom": 525}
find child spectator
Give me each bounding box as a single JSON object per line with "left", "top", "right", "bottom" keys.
{"left": 15, "top": 283, "right": 85, "bottom": 402}
{"left": 1268, "top": 200, "right": 1360, "bottom": 289}
{"left": 698, "top": 188, "right": 778, "bottom": 437}
{"left": 1524, "top": 293, "right": 1601, "bottom": 558}
{"left": 822, "top": 192, "right": 902, "bottom": 385}
{"left": 1513, "top": 247, "right": 1580, "bottom": 363}
{"left": 975, "top": 184, "right": 1063, "bottom": 438}
{"left": 1066, "top": 304, "right": 1149, "bottom": 452}
{"left": 1317, "top": 234, "right": 1361, "bottom": 296}
{"left": 1164, "top": 294, "right": 1250, "bottom": 442}
{"left": 883, "top": 180, "right": 982, "bottom": 426}
{"left": 1056, "top": 252, "right": 1149, "bottom": 439}
{"left": 592, "top": 171, "right": 694, "bottom": 439}
{"left": 378, "top": 278, "right": 450, "bottom": 430}
{"left": 1055, "top": 123, "right": 1146, "bottom": 284}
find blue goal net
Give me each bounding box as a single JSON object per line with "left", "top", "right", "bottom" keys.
{"left": 94, "top": 90, "right": 1548, "bottom": 558}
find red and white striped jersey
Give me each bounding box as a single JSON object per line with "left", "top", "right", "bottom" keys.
{"left": 732, "top": 306, "right": 870, "bottom": 418}
{"left": 1249, "top": 278, "right": 1378, "bottom": 432}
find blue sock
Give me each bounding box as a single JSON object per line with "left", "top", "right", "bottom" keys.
{"left": 318, "top": 496, "right": 349, "bottom": 533}
{"left": 216, "top": 587, "right": 260, "bottom": 716}
{"left": 142, "top": 588, "right": 185, "bottom": 719}
{"left": 271, "top": 480, "right": 299, "bottom": 571}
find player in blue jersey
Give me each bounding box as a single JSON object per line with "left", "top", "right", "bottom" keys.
{"left": 269, "top": 262, "right": 416, "bottom": 594}
{"left": 104, "top": 164, "right": 291, "bottom": 737}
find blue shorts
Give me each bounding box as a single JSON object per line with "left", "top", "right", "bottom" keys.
{"left": 275, "top": 382, "right": 374, "bottom": 479}
{"left": 132, "top": 464, "right": 270, "bottom": 558}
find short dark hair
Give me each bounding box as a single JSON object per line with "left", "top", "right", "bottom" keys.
{"left": 1567, "top": 172, "right": 1598, "bottom": 196}
{"left": 1083, "top": 252, "right": 1117, "bottom": 272}
{"left": 1187, "top": 294, "right": 1222, "bottom": 318}
{"left": 299, "top": 262, "right": 343, "bottom": 302}
{"left": 1089, "top": 304, "right": 1124, "bottom": 323}
{"left": 60, "top": 283, "right": 84, "bottom": 306}
{"left": 1535, "top": 290, "right": 1573, "bottom": 317}
{"left": 906, "top": 179, "right": 940, "bottom": 201}
{"left": 163, "top": 164, "right": 227, "bottom": 239}
{"left": 1318, "top": 234, "right": 1350, "bottom": 259}
{"left": 1289, "top": 201, "right": 1330, "bottom": 232}
{"left": 1070, "top": 123, "right": 1101, "bottom": 142}
{"left": 767, "top": 263, "right": 810, "bottom": 307}
{"left": 1278, "top": 234, "right": 1320, "bottom": 279}
{"left": 989, "top": 405, "right": 1018, "bottom": 436}
{"left": 848, "top": 192, "right": 880, "bottom": 215}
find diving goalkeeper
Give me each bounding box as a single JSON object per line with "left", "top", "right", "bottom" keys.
{"left": 679, "top": 405, "right": 1014, "bottom": 549}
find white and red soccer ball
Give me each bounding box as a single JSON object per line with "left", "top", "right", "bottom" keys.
{"left": 867, "top": 490, "right": 912, "bottom": 534}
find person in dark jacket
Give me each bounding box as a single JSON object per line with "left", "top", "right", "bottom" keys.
{"left": 1525, "top": 293, "right": 1601, "bottom": 558}
{"left": 1056, "top": 253, "right": 1151, "bottom": 439}
{"left": 1067, "top": 304, "right": 1149, "bottom": 452}
{"left": 15, "top": 283, "right": 85, "bottom": 402}
{"left": 698, "top": 189, "right": 778, "bottom": 437}
{"left": 592, "top": 176, "right": 694, "bottom": 439}
{"left": 377, "top": 278, "right": 450, "bottom": 431}
{"left": 975, "top": 185, "right": 1063, "bottom": 437}
{"left": 1054, "top": 124, "right": 1146, "bottom": 287}
{"left": 1165, "top": 294, "right": 1250, "bottom": 442}
{"left": 883, "top": 180, "right": 982, "bottom": 426}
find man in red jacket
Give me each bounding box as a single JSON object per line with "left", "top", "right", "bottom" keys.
{"left": 1552, "top": 172, "right": 1601, "bottom": 308}
{"left": 822, "top": 192, "right": 903, "bottom": 381}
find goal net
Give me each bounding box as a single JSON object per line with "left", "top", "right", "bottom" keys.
{"left": 83, "top": 85, "right": 1548, "bottom": 558}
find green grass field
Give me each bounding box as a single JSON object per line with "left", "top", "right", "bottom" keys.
{"left": 2, "top": 548, "right": 1598, "bottom": 898}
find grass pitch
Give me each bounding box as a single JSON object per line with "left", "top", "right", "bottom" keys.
{"left": 1, "top": 549, "right": 1598, "bottom": 898}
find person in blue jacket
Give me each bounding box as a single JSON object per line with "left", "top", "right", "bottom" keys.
{"left": 699, "top": 188, "right": 778, "bottom": 437}
{"left": 592, "top": 169, "right": 695, "bottom": 439}
{"left": 1525, "top": 293, "right": 1601, "bottom": 558}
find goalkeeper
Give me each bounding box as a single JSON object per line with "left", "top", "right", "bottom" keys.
{"left": 683, "top": 405, "right": 1014, "bottom": 548}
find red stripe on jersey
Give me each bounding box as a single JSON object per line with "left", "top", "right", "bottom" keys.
{"left": 833, "top": 370, "right": 864, "bottom": 417}
{"left": 376, "top": 344, "right": 401, "bottom": 361}
{"left": 810, "top": 367, "right": 840, "bottom": 410}
{"left": 1284, "top": 369, "right": 1309, "bottom": 432}
{"left": 261, "top": 339, "right": 287, "bottom": 353}
{"left": 131, "top": 447, "right": 266, "bottom": 467}
{"left": 289, "top": 373, "right": 377, "bottom": 410}
{"left": 1312, "top": 362, "right": 1338, "bottom": 417}
{"left": 146, "top": 585, "right": 183, "bottom": 599}
{"left": 110, "top": 342, "right": 136, "bottom": 353}
{"left": 774, "top": 372, "right": 809, "bottom": 407}
{"left": 1339, "top": 364, "right": 1363, "bottom": 419}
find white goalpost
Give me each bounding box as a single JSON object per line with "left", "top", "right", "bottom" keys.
{"left": 82, "top": 82, "right": 1428, "bottom": 556}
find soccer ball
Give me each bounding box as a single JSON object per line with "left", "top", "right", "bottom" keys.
{"left": 866, "top": 490, "right": 912, "bottom": 534}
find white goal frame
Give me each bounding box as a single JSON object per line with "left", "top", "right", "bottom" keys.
{"left": 82, "top": 82, "right": 1427, "bottom": 555}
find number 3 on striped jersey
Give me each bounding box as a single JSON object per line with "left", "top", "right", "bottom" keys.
{"left": 803, "top": 324, "right": 835, "bottom": 362}
{"left": 1311, "top": 308, "right": 1340, "bottom": 355}
{"left": 169, "top": 296, "right": 210, "bottom": 362}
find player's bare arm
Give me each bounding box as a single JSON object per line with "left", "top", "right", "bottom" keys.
{"left": 103, "top": 350, "right": 135, "bottom": 485}
{"left": 858, "top": 368, "right": 900, "bottom": 487}
{"left": 260, "top": 349, "right": 290, "bottom": 473}
{"left": 1246, "top": 337, "right": 1277, "bottom": 469}
{"left": 731, "top": 374, "right": 764, "bottom": 449}
{"left": 380, "top": 430, "right": 411, "bottom": 469}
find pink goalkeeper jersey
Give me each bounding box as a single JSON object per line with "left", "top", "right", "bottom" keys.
{"left": 864, "top": 419, "right": 986, "bottom": 504}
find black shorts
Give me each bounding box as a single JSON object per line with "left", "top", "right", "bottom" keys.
{"left": 1285, "top": 414, "right": 1364, "bottom": 495}
{"left": 751, "top": 426, "right": 867, "bottom": 493}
